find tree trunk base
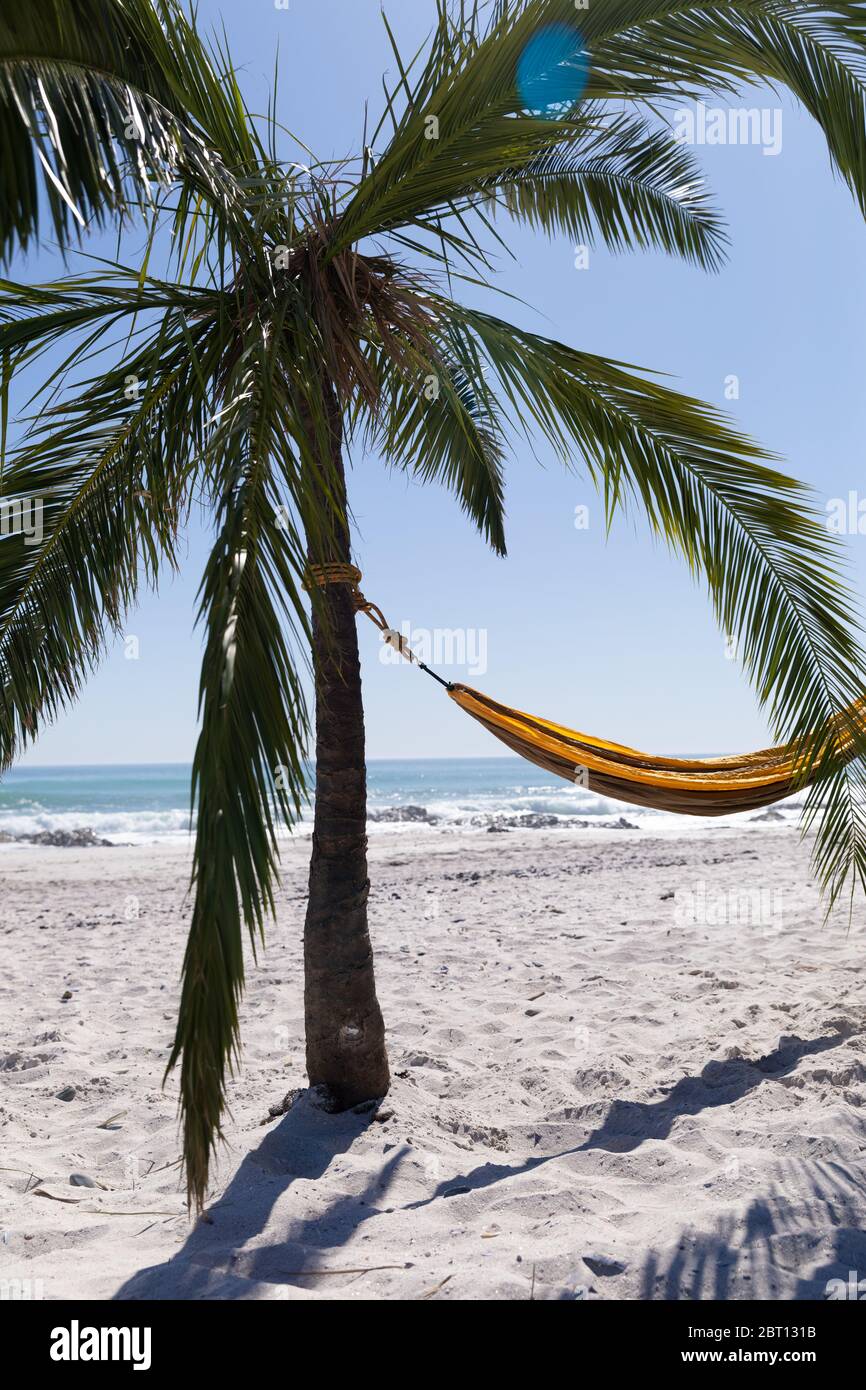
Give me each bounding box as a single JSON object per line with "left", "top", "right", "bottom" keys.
{"left": 304, "top": 830, "right": 390, "bottom": 1107}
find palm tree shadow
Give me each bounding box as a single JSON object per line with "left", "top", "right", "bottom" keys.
{"left": 114, "top": 1092, "right": 409, "bottom": 1300}
{"left": 640, "top": 1159, "right": 866, "bottom": 1300}
{"left": 402, "top": 1032, "right": 848, "bottom": 1212}
{"left": 114, "top": 1032, "right": 851, "bottom": 1298}
{"left": 578, "top": 1031, "right": 844, "bottom": 1154}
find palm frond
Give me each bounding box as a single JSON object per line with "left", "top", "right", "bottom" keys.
{"left": 0, "top": 271, "right": 221, "bottom": 384}
{"left": 336, "top": 1, "right": 866, "bottom": 256}
{"left": 166, "top": 315, "right": 313, "bottom": 1211}
{"left": 486, "top": 108, "right": 728, "bottom": 270}
{"left": 356, "top": 328, "right": 508, "bottom": 555}
{"left": 587, "top": 2, "right": 866, "bottom": 217}
{"left": 0, "top": 302, "right": 215, "bottom": 765}
{"left": 0, "top": 0, "right": 276, "bottom": 264}
{"left": 0, "top": 0, "right": 192, "bottom": 259}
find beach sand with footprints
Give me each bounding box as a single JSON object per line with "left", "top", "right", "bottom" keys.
{"left": 1, "top": 824, "right": 865, "bottom": 1301}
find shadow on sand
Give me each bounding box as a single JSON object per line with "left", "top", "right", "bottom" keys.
{"left": 115, "top": 1030, "right": 857, "bottom": 1299}
{"left": 400, "top": 1030, "right": 849, "bottom": 1213}
{"left": 639, "top": 1158, "right": 866, "bottom": 1299}
{"left": 115, "top": 1095, "right": 411, "bottom": 1299}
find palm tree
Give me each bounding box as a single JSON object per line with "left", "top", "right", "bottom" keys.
{"left": 3, "top": 0, "right": 866, "bottom": 1211}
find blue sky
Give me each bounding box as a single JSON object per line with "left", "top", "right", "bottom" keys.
{"left": 11, "top": 0, "right": 866, "bottom": 764}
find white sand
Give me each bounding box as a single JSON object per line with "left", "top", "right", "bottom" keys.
{"left": 1, "top": 824, "right": 865, "bottom": 1301}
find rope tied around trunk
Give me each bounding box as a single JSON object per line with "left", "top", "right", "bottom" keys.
{"left": 304, "top": 562, "right": 389, "bottom": 631}
{"left": 303, "top": 563, "right": 453, "bottom": 688}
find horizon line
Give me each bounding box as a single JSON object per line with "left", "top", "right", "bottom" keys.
{"left": 9, "top": 753, "right": 526, "bottom": 771}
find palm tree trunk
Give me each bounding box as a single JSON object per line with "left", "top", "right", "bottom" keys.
{"left": 302, "top": 390, "right": 390, "bottom": 1108}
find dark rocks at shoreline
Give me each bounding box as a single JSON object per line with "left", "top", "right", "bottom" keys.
{"left": 482, "top": 812, "right": 564, "bottom": 832}
{"left": 365, "top": 805, "right": 642, "bottom": 833}
{"left": 1, "top": 827, "right": 115, "bottom": 848}
{"left": 483, "top": 813, "right": 639, "bottom": 832}
{"left": 368, "top": 805, "right": 440, "bottom": 825}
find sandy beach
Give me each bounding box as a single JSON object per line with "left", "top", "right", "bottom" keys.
{"left": 1, "top": 823, "right": 864, "bottom": 1302}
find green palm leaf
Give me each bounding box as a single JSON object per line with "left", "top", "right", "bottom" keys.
{"left": 358, "top": 330, "right": 508, "bottom": 555}
{"left": 587, "top": 4, "right": 866, "bottom": 215}
{"left": 0, "top": 0, "right": 272, "bottom": 263}
{"left": 0, "top": 281, "right": 222, "bottom": 764}
{"left": 0, "top": 0, "right": 186, "bottom": 258}
{"left": 335, "top": 1, "right": 866, "bottom": 254}
{"left": 166, "top": 314, "right": 313, "bottom": 1209}
{"left": 486, "top": 108, "right": 728, "bottom": 269}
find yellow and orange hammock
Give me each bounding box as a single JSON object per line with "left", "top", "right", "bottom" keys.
{"left": 308, "top": 564, "right": 856, "bottom": 818}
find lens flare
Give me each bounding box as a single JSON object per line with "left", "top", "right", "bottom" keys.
{"left": 516, "top": 23, "right": 588, "bottom": 118}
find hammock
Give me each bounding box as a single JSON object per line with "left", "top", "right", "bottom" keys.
{"left": 448, "top": 683, "right": 807, "bottom": 816}
{"left": 307, "top": 564, "right": 855, "bottom": 818}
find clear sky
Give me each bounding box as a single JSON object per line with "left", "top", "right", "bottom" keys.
{"left": 11, "top": 0, "right": 866, "bottom": 765}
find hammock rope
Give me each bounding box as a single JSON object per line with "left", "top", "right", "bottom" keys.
{"left": 305, "top": 563, "right": 453, "bottom": 688}
{"left": 305, "top": 565, "right": 851, "bottom": 817}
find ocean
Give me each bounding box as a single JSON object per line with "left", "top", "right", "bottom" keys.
{"left": 0, "top": 758, "right": 802, "bottom": 846}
